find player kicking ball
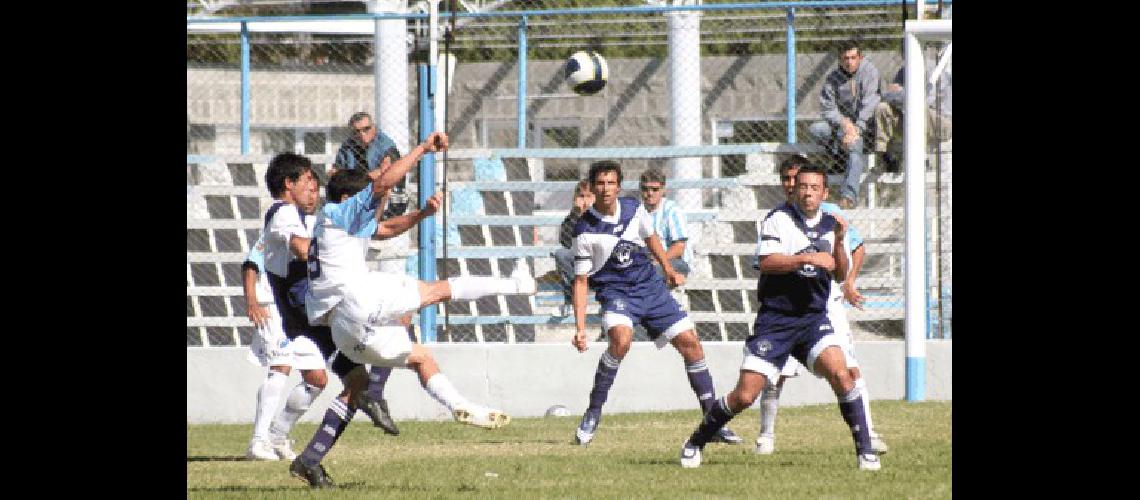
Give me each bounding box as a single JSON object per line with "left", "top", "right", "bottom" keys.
{"left": 290, "top": 132, "right": 533, "bottom": 487}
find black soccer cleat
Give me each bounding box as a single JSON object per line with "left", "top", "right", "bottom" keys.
{"left": 353, "top": 392, "right": 400, "bottom": 436}
{"left": 289, "top": 457, "right": 335, "bottom": 488}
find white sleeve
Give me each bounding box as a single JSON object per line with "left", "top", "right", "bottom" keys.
{"left": 572, "top": 234, "right": 592, "bottom": 276}
{"left": 757, "top": 214, "right": 786, "bottom": 256}
{"left": 635, "top": 205, "right": 656, "bottom": 240}
{"left": 268, "top": 205, "right": 309, "bottom": 244}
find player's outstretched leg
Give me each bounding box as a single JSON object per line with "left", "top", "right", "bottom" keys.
{"left": 248, "top": 369, "right": 289, "bottom": 461}
{"left": 672, "top": 331, "right": 742, "bottom": 445}
{"left": 679, "top": 371, "right": 765, "bottom": 468}
{"left": 407, "top": 344, "right": 510, "bottom": 429}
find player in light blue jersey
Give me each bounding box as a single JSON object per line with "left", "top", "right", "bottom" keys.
{"left": 753, "top": 155, "right": 888, "bottom": 456}
{"left": 290, "top": 132, "right": 534, "bottom": 488}
{"left": 678, "top": 163, "right": 881, "bottom": 471}
{"left": 569, "top": 160, "right": 741, "bottom": 446}
{"left": 638, "top": 168, "right": 692, "bottom": 276}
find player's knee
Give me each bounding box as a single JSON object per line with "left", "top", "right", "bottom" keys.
{"left": 303, "top": 369, "right": 328, "bottom": 389}
{"left": 731, "top": 387, "right": 760, "bottom": 409}
{"left": 827, "top": 368, "right": 854, "bottom": 394}
{"left": 672, "top": 331, "right": 703, "bottom": 360}
{"left": 609, "top": 337, "right": 631, "bottom": 358}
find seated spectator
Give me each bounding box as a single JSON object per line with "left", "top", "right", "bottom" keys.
{"left": 808, "top": 40, "right": 881, "bottom": 209}
{"left": 639, "top": 168, "right": 691, "bottom": 278}
{"left": 553, "top": 180, "right": 594, "bottom": 316}
{"left": 873, "top": 56, "right": 953, "bottom": 173}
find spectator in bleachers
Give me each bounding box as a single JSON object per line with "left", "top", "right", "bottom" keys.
{"left": 329, "top": 111, "right": 399, "bottom": 176}
{"left": 873, "top": 56, "right": 953, "bottom": 173}
{"left": 809, "top": 40, "right": 881, "bottom": 209}
{"left": 553, "top": 179, "right": 594, "bottom": 316}
{"left": 639, "top": 168, "right": 692, "bottom": 277}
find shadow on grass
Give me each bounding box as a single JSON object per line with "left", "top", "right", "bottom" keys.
{"left": 186, "top": 455, "right": 248, "bottom": 462}
{"left": 188, "top": 481, "right": 369, "bottom": 493}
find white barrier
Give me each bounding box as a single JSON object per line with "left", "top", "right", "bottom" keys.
{"left": 187, "top": 340, "right": 951, "bottom": 424}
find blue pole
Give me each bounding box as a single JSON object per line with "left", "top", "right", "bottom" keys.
{"left": 785, "top": 8, "right": 795, "bottom": 143}
{"left": 418, "top": 64, "right": 438, "bottom": 343}
{"left": 517, "top": 16, "right": 527, "bottom": 148}
{"left": 240, "top": 21, "right": 250, "bottom": 154}
{"left": 906, "top": 356, "right": 925, "bottom": 400}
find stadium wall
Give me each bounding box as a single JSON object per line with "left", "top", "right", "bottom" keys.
{"left": 187, "top": 340, "right": 951, "bottom": 423}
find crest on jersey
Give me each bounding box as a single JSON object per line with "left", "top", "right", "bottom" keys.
{"left": 613, "top": 241, "right": 636, "bottom": 268}
{"left": 806, "top": 230, "right": 818, "bottom": 239}
{"left": 613, "top": 224, "right": 624, "bottom": 234}
{"left": 614, "top": 299, "right": 626, "bottom": 311}
{"left": 798, "top": 264, "right": 817, "bottom": 278}
{"left": 756, "top": 339, "right": 772, "bottom": 356}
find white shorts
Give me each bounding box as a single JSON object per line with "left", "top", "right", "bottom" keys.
{"left": 337, "top": 271, "right": 422, "bottom": 326}
{"left": 246, "top": 303, "right": 330, "bottom": 371}
{"left": 330, "top": 304, "right": 414, "bottom": 368}
{"left": 602, "top": 312, "right": 694, "bottom": 349}
{"left": 826, "top": 294, "right": 860, "bottom": 370}
{"left": 740, "top": 333, "right": 845, "bottom": 384}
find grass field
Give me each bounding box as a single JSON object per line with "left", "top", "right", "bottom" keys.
{"left": 187, "top": 400, "right": 950, "bottom": 498}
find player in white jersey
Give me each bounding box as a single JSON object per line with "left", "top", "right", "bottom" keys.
{"left": 241, "top": 172, "right": 336, "bottom": 461}
{"left": 290, "top": 132, "right": 534, "bottom": 488}
{"left": 752, "top": 154, "right": 887, "bottom": 456}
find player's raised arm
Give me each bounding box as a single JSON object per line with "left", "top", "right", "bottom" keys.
{"left": 368, "top": 131, "right": 449, "bottom": 192}
{"left": 375, "top": 192, "right": 442, "bottom": 240}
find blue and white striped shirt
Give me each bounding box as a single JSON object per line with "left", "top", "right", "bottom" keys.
{"left": 645, "top": 198, "right": 692, "bottom": 264}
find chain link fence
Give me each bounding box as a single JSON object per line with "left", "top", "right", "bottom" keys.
{"left": 187, "top": 1, "right": 951, "bottom": 346}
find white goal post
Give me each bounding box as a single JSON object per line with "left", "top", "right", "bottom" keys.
{"left": 904, "top": 19, "right": 951, "bottom": 401}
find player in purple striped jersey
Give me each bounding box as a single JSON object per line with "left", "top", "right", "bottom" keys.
{"left": 569, "top": 161, "right": 741, "bottom": 446}
{"left": 678, "top": 163, "right": 881, "bottom": 471}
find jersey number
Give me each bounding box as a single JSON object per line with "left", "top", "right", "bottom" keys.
{"left": 307, "top": 237, "right": 321, "bottom": 279}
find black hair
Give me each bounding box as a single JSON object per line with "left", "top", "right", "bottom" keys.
{"left": 793, "top": 163, "right": 829, "bottom": 186}
{"left": 327, "top": 168, "right": 372, "bottom": 202}
{"left": 778, "top": 154, "right": 810, "bottom": 175}
{"left": 837, "top": 39, "right": 861, "bottom": 56}
{"left": 265, "top": 152, "right": 313, "bottom": 198}
{"left": 587, "top": 160, "right": 623, "bottom": 185}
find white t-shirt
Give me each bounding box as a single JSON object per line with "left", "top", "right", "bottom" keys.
{"left": 263, "top": 202, "right": 313, "bottom": 278}
{"left": 306, "top": 186, "right": 380, "bottom": 324}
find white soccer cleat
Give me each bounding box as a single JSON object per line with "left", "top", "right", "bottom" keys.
{"left": 754, "top": 434, "right": 775, "bottom": 455}
{"left": 510, "top": 266, "right": 537, "bottom": 295}
{"left": 870, "top": 434, "right": 889, "bottom": 455}
{"left": 858, "top": 453, "right": 882, "bottom": 471}
{"left": 246, "top": 438, "right": 279, "bottom": 461}
{"left": 271, "top": 437, "right": 298, "bottom": 460}
{"left": 680, "top": 441, "right": 703, "bottom": 468}
{"left": 453, "top": 405, "right": 511, "bottom": 429}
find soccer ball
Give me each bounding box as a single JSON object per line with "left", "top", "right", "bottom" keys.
{"left": 545, "top": 404, "right": 571, "bottom": 417}
{"left": 565, "top": 51, "right": 608, "bottom": 96}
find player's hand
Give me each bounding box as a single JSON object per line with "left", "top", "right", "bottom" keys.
{"left": 422, "top": 132, "right": 449, "bottom": 153}
{"left": 842, "top": 281, "right": 865, "bottom": 310}
{"left": 666, "top": 270, "right": 685, "bottom": 288}
{"left": 247, "top": 302, "right": 270, "bottom": 329}
{"left": 423, "top": 191, "right": 443, "bottom": 216}
{"left": 831, "top": 213, "right": 848, "bottom": 241}
{"left": 806, "top": 252, "right": 836, "bottom": 271}
{"left": 572, "top": 330, "right": 589, "bottom": 353}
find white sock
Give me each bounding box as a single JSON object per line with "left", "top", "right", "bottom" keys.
{"left": 425, "top": 373, "right": 472, "bottom": 412}
{"left": 447, "top": 276, "right": 516, "bottom": 300}
{"left": 269, "top": 382, "right": 323, "bottom": 440}
{"left": 855, "top": 377, "right": 877, "bottom": 437}
{"left": 252, "top": 370, "right": 288, "bottom": 441}
{"left": 758, "top": 384, "right": 782, "bottom": 438}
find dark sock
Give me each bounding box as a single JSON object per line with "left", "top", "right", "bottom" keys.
{"left": 587, "top": 351, "right": 621, "bottom": 411}
{"left": 299, "top": 398, "right": 356, "bottom": 467}
{"left": 687, "top": 397, "right": 738, "bottom": 448}
{"left": 684, "top": 359, "right": 717, "bottom": 415}
{"left": 838, "top": 388, "right": 873, "bottom": 455}
{"left": 365, "top": 365, "right": 392, "bottom": 401}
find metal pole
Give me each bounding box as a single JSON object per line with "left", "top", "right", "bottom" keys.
{"left": 418, "top": 64, "right": 438, "bottom": 343}
{"left": 240, "top": 21, "right": 250, "bottom": 154}
{"left": 785, "top": 7, "right": 795, "bottom": 143}
{"left": 903, "top": 25, "right": 926, "bottom": 401}
{"left": 517, "top": 16, "right": 527, "bottom": 148}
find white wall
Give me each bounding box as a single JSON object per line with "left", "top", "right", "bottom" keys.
{"left": 187, "top": 340, "right": 951, "bottom": 424}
